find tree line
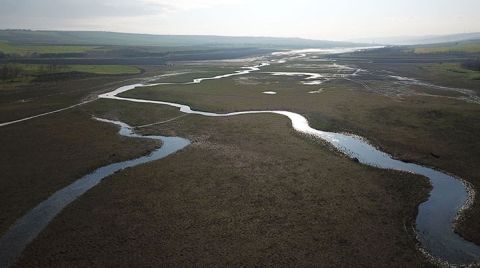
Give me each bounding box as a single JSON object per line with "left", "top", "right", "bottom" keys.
{"left": 461, "top": 59, "right": 480, "bottom": 71}
{"left": 0, "top": 64, "right": 22, "bottom": 80}
{"left": 0, "top": 64, "right": 67, "bottom": 80}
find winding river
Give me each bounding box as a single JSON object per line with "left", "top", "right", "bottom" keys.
{"left": 98, "top": 60, "right": 480, "bottom": 265}
{"left": 1, "top": 48, "right": 480, "bottom": 266}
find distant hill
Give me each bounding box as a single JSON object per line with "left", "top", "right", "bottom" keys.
{"left": 351, "top": 32, "right": 480, "bottom": 46}
{"left": 411, "top": 39, "right": 480, "bottom": 54}
{"left": 0, "top": 30, "right": 360, "bottom": 49}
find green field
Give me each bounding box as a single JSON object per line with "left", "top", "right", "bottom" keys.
{"left": 53, "top": 64, "right": 141, "bottom": 75}
{"left": 2, "top": 63, "right": 141, "bottom": 75}
{"left": 0, "top": 41, "right": 101, "bottom": 56}
{"left": 414, "top": 41, "right": 480, "bottom": 54}
{"left": 420, "top": 63, "right": 480, "bottom": 80}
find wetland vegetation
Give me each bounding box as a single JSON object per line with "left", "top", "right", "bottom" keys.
{"left": 1, "top": 28, "right": 480, "bottom": 267}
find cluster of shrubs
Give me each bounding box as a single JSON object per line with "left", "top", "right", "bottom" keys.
{"left": 0, "top": 64, "right": 23, "bottom": 80}
{"left": 461, "top": 59, "right": 480, "bottom": 71}
{"left": 0, "top": 64, "right": 65, "bottom": 80}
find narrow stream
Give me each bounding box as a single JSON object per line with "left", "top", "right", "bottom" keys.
{"left": 0, "top": 119, "right": 190, "bottom": 267}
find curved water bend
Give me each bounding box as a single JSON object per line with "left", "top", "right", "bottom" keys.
{"left": 0, "top": 118, "right": 190, "bottom": 267}
{"left": 100, "top": 74, "right": 480, "bottom": 265}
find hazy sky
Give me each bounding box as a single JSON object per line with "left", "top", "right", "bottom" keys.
{"left": 1, "top": 0, "right": 479, "bottom": 40}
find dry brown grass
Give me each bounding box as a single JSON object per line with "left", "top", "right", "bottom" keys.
{"left": 14, "top": 103, "right": 432, "bottom": 267}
